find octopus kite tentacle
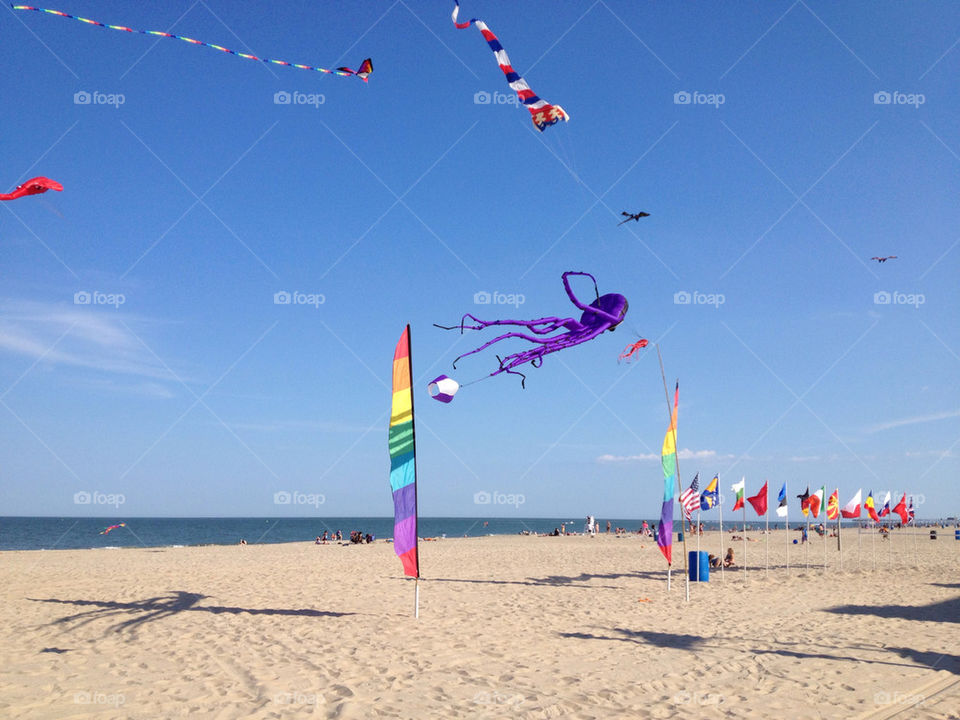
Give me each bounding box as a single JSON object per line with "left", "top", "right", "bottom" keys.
{"left": 12, "top": 6, "right": 373, "bottom": 80}
{"left": 452, "top": 1, "right": 568, "bottom": 131}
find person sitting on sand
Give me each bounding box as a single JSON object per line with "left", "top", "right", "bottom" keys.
{"left": 315, "top": 536, "right": 322, "bottom": 545}
{"left": 239, "top": 539, "right": 246, "bottom": 545}
{"left": 336, "top": 530, "right": 343, "bottom": 541}
{"left": 708, "top": 553, "right": 720, "bottom": 568}
{"left": 723, "top": 547, "right": 735, "bottom": 567}
{"left": 321, "top": 530, "right": 329, "bottom": 545}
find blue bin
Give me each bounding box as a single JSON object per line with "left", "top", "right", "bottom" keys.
{"left": 955, "top": 530, "right": 959, "bottom": 541}
{"left": 677, "top": 531, "right": 684, "bottom": 542}
{"left": 688, "top": 550, "right": 710, "bottom": 582}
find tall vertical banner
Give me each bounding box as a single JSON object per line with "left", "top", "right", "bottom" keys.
{"left": 656, "top": 382, "right": 679, "bottom": 565}
{"left": 389, "top": 326, "right": 419, "bottom": 580}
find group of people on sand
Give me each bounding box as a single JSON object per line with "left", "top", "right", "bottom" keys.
{"left": 313, "top": 530, "right": 375, "bottom": 545}
{"left": 315, "top": 530, "right": 343, "bottom": 545}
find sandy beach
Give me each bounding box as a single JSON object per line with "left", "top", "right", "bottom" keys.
{"left": 1, "top": 529, "right": 957, "bottom": 719}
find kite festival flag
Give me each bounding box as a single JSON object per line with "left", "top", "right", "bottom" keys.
{"left": 841, "top": 489, "right": 862, "bottom": 519}
{"left": 731, "top": 478, "right": 746, "bottom": 512}
{"left": 826, "top": 489, "right": 840, "bottom": 520}
{"left": 700, "top": 475, "right": 719, "bottom": 511}
{"left": 865, "top": 491, "right": 880, "bottom": 522}
{"left": 747, "top": 481, "right": 768, "bottom": 516}
{"left": 680, "top": 473, "right": 700, "bottom": 521}
{"left": 878, "top": 491, "right": 891, "bottom": 517}
{"left": 798, "top": 486, "right": 811, "bottom": 517}
{"left": 656, "top": 382, "right": 679, "bottom": 564}
{"left": 893, "top": 494, "right": 909, "bottom": 524}
{"left": 776, "top": 482, "right": 789, "bottom": 517}
{"left": 810, "top": 486, "right": 825, "bottom": 519}
{"left": 389, "top": 326, "right": 419, "bottom": 580}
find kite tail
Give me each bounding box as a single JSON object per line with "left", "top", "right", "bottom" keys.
{"left": 452, "top": 1, "right": 568, "bottom": 132}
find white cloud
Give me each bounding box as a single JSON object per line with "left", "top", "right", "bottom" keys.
{"left": 865, "top": 409, "right": 960, "bottom": 434}
{"left": 597, "top": 448, "right": 726, "bottom": 463}
{"left": 789, "top": 455, "right": 821, "bottom": 462}
{"left": 0, "top": 299, "right": 177, "bottom": 384}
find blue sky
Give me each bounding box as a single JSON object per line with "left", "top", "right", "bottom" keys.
{"left": 0, "top": 1, "right": 958, "bottom": 519}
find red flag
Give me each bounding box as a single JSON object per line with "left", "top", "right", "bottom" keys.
{"left": 826, "top": 489, "right": 840, "bottom": 520}
{"left": 892, "top": 494, "right": 908, "bottom": 524}
{"left": 840, "top": 489, "right": 862, "bottom": 519}
{"left": 747, "top": 481, "right": 768, "bottom": 516}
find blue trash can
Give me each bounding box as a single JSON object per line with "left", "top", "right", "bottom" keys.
{"left": 688, "top": 550, "right": 710, "bottom": 582}
{"left": 677, "top": 531, "right": 684, "bottom": 542}
{"left": 955, "top": 529, "right": 959, "bottom": 541}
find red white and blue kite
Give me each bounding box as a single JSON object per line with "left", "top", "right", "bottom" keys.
{"left": 452, "top": 1, "right": 568, "bottom": 131}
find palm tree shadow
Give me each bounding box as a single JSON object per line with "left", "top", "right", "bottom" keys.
{"left": 30, "top": 591, "right": 355, "bottom": 638}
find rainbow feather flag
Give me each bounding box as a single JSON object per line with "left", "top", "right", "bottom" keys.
{"left": 389, "top": 326, "right": 419, "bottom": 578}
{"left": 656, "top": 382, "right": 678, "bottom": 564}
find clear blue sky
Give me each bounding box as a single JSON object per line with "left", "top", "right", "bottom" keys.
{"left": 1, "top": 1, "right": 957, "bottom": 519}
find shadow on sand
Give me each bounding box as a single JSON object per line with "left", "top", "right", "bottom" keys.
{"left": 30, "top": 591, "right": 355, "bottom": 637}
{"left": 823, "top": 596, "right": 960, "bottom": 624}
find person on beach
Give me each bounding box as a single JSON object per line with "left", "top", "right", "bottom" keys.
{"left": 801, "top": 526, "right": 808, "bottom": 543}
{"left": 336, "top": 530, "right": 342, "bottom": 541}
{"left": 606, "top": 520, "right": 611, "bottom": 534}
{"left": 723, "top": 547, "right": 735, "bottom": 567}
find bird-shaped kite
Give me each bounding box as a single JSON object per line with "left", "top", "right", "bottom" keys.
{"left": 0, "top": 176, "right": 63, "bottom": 201}
{"left": 618, "top": 211, "right": 650, "bottom": 225}
{"left": 871, "top": 256, "right": 897, "bottom": 263}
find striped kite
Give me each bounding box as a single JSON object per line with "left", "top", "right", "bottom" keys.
{"left": 100, "top": 523, "right": 125, "bottom": 535}
{"left": 452, "top": 1, "right": 568, "bottom": 131}
{"left": 12, "top": 6, "right": 372, "bottom": 80}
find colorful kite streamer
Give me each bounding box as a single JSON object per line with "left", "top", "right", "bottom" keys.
{"left": 100, "top": 523, "right": 125, "bottom": 535}
{"left": 12, "top": 6, "right": 372, "bottom": 80}
{"left": 452, "top": 1, "right": 568, "bottom": 131}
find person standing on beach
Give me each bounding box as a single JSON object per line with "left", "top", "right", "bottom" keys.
{"left": 606, "top": 520, "right": 611, "bottom": 534}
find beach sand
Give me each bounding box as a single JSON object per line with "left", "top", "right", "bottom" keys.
{"left": 1, "top": 528, "right": 957, "bottom": 719}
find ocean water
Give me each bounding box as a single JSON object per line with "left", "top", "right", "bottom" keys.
{"left": 0, "top": 517, "right": 663, "bottom": 551}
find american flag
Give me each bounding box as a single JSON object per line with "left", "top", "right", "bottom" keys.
{"left": 907, "top": 497, "right": 915, "bottom": 524}
{"left": 679, "top": 473, "right": 700, "bottom": 520}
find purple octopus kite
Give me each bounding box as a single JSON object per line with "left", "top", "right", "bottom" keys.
{"left": 429, "top": 272, "right": 628, "bottom": 402}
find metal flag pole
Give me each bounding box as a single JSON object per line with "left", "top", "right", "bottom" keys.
{"left": 764, "top": 483, "right": 769, "bottom": 578}
{"left": 742, "top": 491, "right": 748, "bottom": 581}
{"left": 837, "top": 490, "right": 843, "bottom": 572}
{"left": 719, "top": 487, "right": 724, "bottom": 582}
{"left": 784, "top": 482, "right": 789, "bottom": 575}
{"left": 805, "top": 514, "right": 810, "bottom": 572}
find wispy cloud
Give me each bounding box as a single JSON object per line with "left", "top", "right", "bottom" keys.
{"left": 864, "top": 409, "right": 960, "bottom": 434}
{"left": 789, "top": 455, "right": 821, "bottom": 462}
{"left": 597, "top": 448, "right": 729, "bottom": 463}
{"left": 0, "top": 299, "right": 179, "bottom": 384}
{"left": 228, "top": 419, "right": 383, "bottom": 434}
{"left": 905, "top": 449, "right": 956, "bottom": 459}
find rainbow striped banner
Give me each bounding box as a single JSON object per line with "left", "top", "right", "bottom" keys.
{"left": 389, "top": 326, "right": 419, "bottom": 578}
{"left": 656, "top": 382, "right": 678, "bottom": 564}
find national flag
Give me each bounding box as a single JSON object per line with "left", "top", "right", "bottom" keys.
{"left": 907, "top": 497, "right": 915, "bottom": 525}
{"left": 679, "top": 473, "right": 700, "bottom": 521}
{"left": 700, "top": 475, "right": 719, "bottom": 511}
{"left": 809, "top": 486, "right": 824, "bottom": 519}
{"left": 776, "top": 482, "right": 788, "bottom": 517}
{"left": 893, "top": 494, "right": 908, "bottom": 524}
{"left": 656, "top": 382, "right": 679, "bottom": 564}
{"left": 878, "top": 491, "right": 891, "bottom": 517}
{"left": 731, "top": 478, "right": 745, "bottom": 511}
{"left": 747, "top": 481, "right": 768, "bottom": 516}
{"left": 797, "top": 486, "right": 811, "bottom": 517}
{"left": 865, "top": 491, "right": 880, "bottom": 522}
{"left": 826, "top": 489, "right": 840, "bottom": 520}
{"left": 840, "top": 489, "right": 862, "bottom": 519}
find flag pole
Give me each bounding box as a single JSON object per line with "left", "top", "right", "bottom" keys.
{"left": 837, "top": 490, "right": 843, "bottom": 571}
{"left": 912, "top": 496, "right": 919, "bottom": 569}
{"left": 822, "top": 515, "right": 827, "bottom": 573}
{"left": 719, "top": 488, "right": 724, "bottom": 582}
{"left": 805, "top": 514, "right": 810, "bottom": 572}
{"left": 742, "top": 492, "right": 747, "bottom": 581}
{"left": 784, "top": 482, "right": 789, "bottom": 575}
{"left": 857, "top": 520, "right": 862, "bottom": 571}
{"left": 656, "top": 346, "right": 687, "bottom": 601}
{"left": 764, "top": 482, "right": 769, "bottom": 578}
{"left": 415, "top": 578, "right": 420, "bottom": 619}
{"left": 871, "top": 517, "right": 876, "bottom": 571}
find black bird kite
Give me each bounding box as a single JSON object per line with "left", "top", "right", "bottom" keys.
{"left": 871, "top": 256, "right": 897, "bottom": 263}
{"left": 618, "top": 211, "right": 650, "bottom": 225}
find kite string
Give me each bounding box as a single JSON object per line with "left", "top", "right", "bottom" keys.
{"left": 11, "top": 5, "right": 367, "bottom": 78}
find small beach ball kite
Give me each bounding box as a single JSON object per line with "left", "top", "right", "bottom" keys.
{"left": 428, "top": 375, "right": 460, "bottom": 403}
